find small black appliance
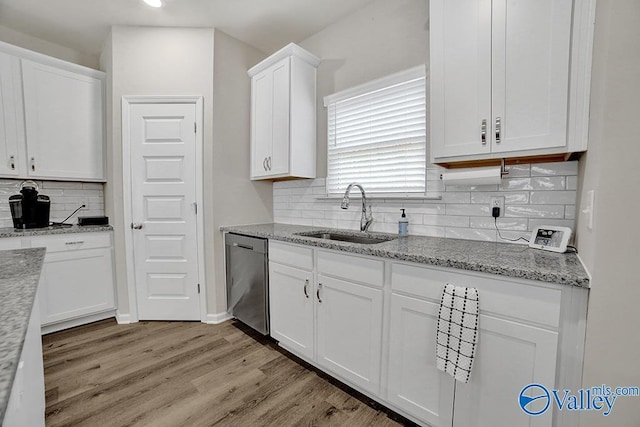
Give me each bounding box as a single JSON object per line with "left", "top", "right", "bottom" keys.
{"left": 9, "top": 180, "right": 51, "bottom": 229}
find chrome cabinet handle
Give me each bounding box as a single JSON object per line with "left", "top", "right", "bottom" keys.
{"left": 9, "top": 155, "right": 15, "bottom": 170}
{"left": 131, "top": 223, "right": 143, "bottom": 230}
{"left": 65, "top": 240, "right": 85, "bottom": 245}
{"left": 30, "top": 157, "right": 35, "bottom": 171}
{"left": 262, "top": 157, "right": 267, "bottom": 171}
{"left": 303, "top": 279, "right": 309, "bottom": 298}
{"left": 481, "top": 119, "right": 487, "bottom": 145}
{"left": 495, "top": 117, "right": 502, "bottom": 144}
{"left": 316, "top": 282, "right": 322, "bottom": 303}
{"left": 267, "top": 156, "right": 272, "bottom": 171}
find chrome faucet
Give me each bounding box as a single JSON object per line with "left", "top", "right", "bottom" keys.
{"left": 341, "top": 183, "right": 373, "bottom": 232}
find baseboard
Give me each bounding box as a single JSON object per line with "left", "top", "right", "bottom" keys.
{"left": 116, "top": 311, "right": 137, "bottom": 324}
{"left": 205, "top": 312, "right": 233, "bottom": 324}
{"left": 42, "top": 310, "right": 117, "bottom": 335}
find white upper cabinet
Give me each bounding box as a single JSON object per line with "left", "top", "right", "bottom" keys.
{"left": 0, "top": 42, "right": 106, "bottom": 181}
{"left": 0, "top": 51, "right": 22, "bottom": 177}
{"left": 22, "top": 59, "right": 105, "bottom": 180}
{"left": 430, "top": 0, "right": 596, "bottom": 165}
{"left": 248, "top": 43, "right": 320, "bottom": 180}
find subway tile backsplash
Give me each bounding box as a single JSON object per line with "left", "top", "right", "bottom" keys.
{"left": 0, "top": 179, "right": 105, "bottom": 228}
{"left": 273, "top": 161, "right": 578, "bottom": 244}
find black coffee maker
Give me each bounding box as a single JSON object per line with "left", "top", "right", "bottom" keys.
{"left": 9, "top": 180, "right": 51, "bottom": 229}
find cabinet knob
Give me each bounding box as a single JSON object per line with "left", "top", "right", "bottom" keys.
{"left": 481, "top": 119, "right": 487, "bottom": 145}
{"left": 30, "top": 157, "right": 35, "bottom": 171}
{"left": 131, "top": 223, "right": 143, "bottom": 230}
{"left": 495, "top": 117, "right": 502, "bottom": 144}
{"left": 303, "top": 279, "right": 309, "bottom": 298}
{"left": 9, "top": 155, "right": 15, "bottom": 170}
{"left": 316, "top": 282, "right": 322, "bottom": 303}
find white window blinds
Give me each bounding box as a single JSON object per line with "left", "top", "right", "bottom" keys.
{"left": 324, "top": 66, "right": 426, "bottom": 195}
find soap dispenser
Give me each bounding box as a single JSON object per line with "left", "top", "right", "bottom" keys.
{"left": 399, "top": 209, "right": 409, "bottom": 236}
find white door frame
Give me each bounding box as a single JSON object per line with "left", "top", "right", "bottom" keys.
{"left": 121, "top": 95, "right": 207, "bottom": 322}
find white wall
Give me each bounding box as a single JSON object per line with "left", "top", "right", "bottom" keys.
{"left": 0, "top": 24, "right": 97, "bottom": 68}
{"left": 211, "top": 30, "right": 272, "bottom": 314}
{"left": 577, "top": 0, "right": 640, "bottom": 424}
{"left": 103, "top": 26, "right": 215, "bottom": 318}
{"left": 298, "top": 0, "right": 428, "bottom": 176}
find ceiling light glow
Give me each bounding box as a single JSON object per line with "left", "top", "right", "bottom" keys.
{"left": 143, "top": 0, "right": 163, "bottom": 8}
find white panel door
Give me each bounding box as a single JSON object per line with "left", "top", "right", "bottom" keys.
{"left": 491, "top": 0, "right": 572, "bottom": 153}
{"left": 453, "top": 315, "right": 558, "bottom": 427}
{"left": 269, "top": 58, "right": 290, "bottom": 176}
{"left": 269, "top": 262, "right": 314, "bottom": 360}
{"left": 130, "top": 103, "right": 201, "bottom": 321}
{"left": 387, "top": 294, "right": 454, "bottom": 427}
{"left": 316, "top": 274, "right": 383, "bottom": 395}
{"left": 21, "top": 59, "right": 104, "bottom": 180}
{"left": 0, "top": 51, "right": 21, "bottom": 177}
{"left": 430, "top": 0, "right": 492, "bottom": 159}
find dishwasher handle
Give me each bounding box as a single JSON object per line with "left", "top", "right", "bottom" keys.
{"left": 232, "top": 242, "right": 254, "bottom": 250}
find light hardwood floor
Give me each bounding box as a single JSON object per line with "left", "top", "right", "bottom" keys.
{"left": 43, "top": 319, "right": 408, "bottom": 426}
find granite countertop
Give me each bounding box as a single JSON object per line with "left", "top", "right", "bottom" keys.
{"left": 0, "top": 247, "right": 46, "bottom": 423}
{"left": 0, "top": 224, "right": 113, "bottom": 239}
{"left": 221, "top": 223, "right": 590, "bottom": 287}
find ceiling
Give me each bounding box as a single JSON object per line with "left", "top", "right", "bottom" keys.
{"left": 0, "top": 0, "right": 376, "bottom": 57}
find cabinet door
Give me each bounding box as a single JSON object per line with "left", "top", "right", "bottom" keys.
{"left": 251, "top": 67, "right": 273, "bottom": 179}
{"left": 387, "top": 294, "right": 454, "bottom": 427}
{"left": 0, "top": 51, "right": 22, "bottom": 177}
{"left": 4, "top": 297, "right": 45, "bottom": 427}
{"left": 269, "top": 262, "right": 314, "bottom": 360}
{"left": 250, "top": 57, "right": 290, "bottom": 179}
{"left": 430, "top": 0, "right": 492, "bottom": 159}
{"left": 453, "top": 314, "right": 558, "bottom": 427}
{"left": 39, "top": 247, "right": 115, "bottom": 325}
{"left": 21, "top": 59, "right": 104, "bottom": 180}
{"left": 491, "top": 0, "right": 572, "bottom": 153}
{"left": 316, "top": 274, "right": 383, "bottom": 395}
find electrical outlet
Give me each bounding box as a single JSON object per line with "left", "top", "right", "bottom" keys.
{"left": 490, "top": 196, "right": 504, "bottom": 217}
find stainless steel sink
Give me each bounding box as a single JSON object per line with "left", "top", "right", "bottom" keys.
{"left": 295, "top": 231, "right": 396, "bottom": 245}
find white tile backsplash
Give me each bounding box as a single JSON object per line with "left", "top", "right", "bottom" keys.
{"left": 272, "top": 161, "right": 579, "bottom": 244}
{"left": 0, "top": 179, "right": 105, "bottom": 228}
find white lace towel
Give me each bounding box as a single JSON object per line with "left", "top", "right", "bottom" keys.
{"left": 436, "top": 283, "right": 479, "bottom": 383}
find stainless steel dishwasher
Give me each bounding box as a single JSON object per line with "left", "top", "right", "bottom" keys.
{"left": 225, "top": 233, "right": 269, "bottom": 335}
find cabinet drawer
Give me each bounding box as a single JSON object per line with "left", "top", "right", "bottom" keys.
{"left": 30, "top": 232, "right": 111, "bottom": 253}
{"left": 391, "top": 262, "right": 561, "bottom": 328}
{"left": 269, "top": 240, "right": 313, "bottom": 270}
{"left": 317, "top": 250, "right": 384, "bottom": 287}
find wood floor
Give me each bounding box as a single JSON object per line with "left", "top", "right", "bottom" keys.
{"left": 43, "top": 319, "right": 407, "bottom": 427}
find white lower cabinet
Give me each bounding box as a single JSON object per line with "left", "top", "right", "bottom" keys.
{"left": 269, "top": 262, "right": 314, "bottom": 360}
{"left": 4, "top": 297, "right": 45, "bottom": 427}
{"left": 452, "top": 315, "right": 558, "bottom": 427}
{"left": 387, "top": 293, "right": 454, "bottom": 426}
{"left": 268, "top": 241, "right": 583, "bottom": 427}
{"left": 316, "top": 274, "right": 383, "bottom": 395}
{"left": 0, "top": 231, "right": 116, "bottom": 333}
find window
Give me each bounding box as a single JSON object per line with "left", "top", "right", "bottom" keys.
{"left": 324, "top": 66, "right": 426, "bottom": 195}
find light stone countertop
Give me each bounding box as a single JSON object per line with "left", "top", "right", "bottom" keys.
{"left": 0, "top": 247, "right": 46, "bottom": 424}
{"left": 221, "top": 223, "right": 590, "bottom": 287}
{"left": 0, "top": 224, "right": 113, "bottom": 239}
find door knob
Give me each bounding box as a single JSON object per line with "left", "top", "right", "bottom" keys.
{"left": 131, "top": 223, "right": 143, "bottom": 230}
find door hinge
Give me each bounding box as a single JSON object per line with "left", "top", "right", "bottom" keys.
{"left": 194, "top": 122, "right": 197, "bottom": 133}
{"left": 197, "top": 283, "right": 200, "bottom": 294}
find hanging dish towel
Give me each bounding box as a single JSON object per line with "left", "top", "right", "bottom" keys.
{"left": 436, "top": 283, "right": 479, "bottom": 383}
